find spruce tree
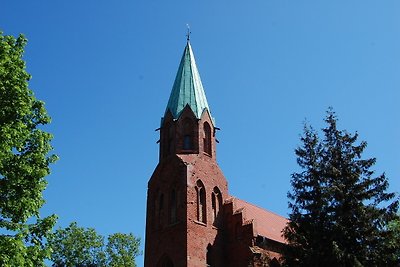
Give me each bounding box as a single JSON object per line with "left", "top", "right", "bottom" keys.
{"left": 284, "top": 109, "right": 399, "bottom": 267}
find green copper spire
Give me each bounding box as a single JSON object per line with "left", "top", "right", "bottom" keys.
{"left": 165, "top": 41, "right": 213, "bottom": 122}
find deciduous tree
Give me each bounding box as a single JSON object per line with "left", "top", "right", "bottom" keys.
{"left": 48, "top": 222, "right": 105, "bottom": 267}
{"left": 48, "top": 222, "right": 141, "bottom": 267}
{"left": 0, "top": 32, "right": 57, "bottom": 267}
{"left": 106, "top": 233, "right": 141, "bottom": 267}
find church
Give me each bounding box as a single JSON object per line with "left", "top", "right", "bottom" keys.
{"left": 144, "top": 38, "right": 287, "bottom": 267}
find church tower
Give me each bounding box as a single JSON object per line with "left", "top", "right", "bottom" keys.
{"left": 144, "top": 40, "right": 229, "bottom": 266}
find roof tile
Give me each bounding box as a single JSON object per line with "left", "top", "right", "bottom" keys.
{"left": 233, "top": 197, "right": 288, "bottom": 244}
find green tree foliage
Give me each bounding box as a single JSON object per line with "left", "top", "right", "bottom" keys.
{"left": 283, "top": 109, "right": 399, "bottom": 267}
{"left": 0, "top": 32, "right": 58, "bottom": 266}
{"left": 48, "top": 222, "right": 141, "bottom": 267}
{"left": 48, "top": 222, "right": 106, "bottom": 267}
{"left": 106, "top": 233, "right": 141, "bottom": 267}
{"left": 386, "top": 215, "right": 400, "bottom": 264}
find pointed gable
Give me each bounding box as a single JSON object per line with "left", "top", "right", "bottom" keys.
{"left": 233, "top": 198, "right": 288, "bottom": 244}
{"left": 165, "top": 42, "right": 212, "bottom": 123}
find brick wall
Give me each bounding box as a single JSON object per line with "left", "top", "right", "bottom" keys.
{"left": 145, "top": 108, "right": 283, "bottom": 266}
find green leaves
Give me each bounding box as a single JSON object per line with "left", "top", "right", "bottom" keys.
{"left": 48, "top": 222, "right": 105, "bottom": 267}
{"left": 0, "top": 32, "right": 57, "bottom": 266}
{"left": 284, "top": 109, "right": 399, "bottom": 266}
{"left": 0, "top": 216, "right": 57, "bottom": 267}
{"left": 0, "top": 32, "right": 141, "bottom": 267}
{"left": 48, "top": 222, "right": 141, "bottom": 267}
{"left": 106, "top": 233, "right": 141, "bottom": 267}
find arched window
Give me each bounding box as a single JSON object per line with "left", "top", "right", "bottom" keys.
{"left": 212, "top": 187, "right": 222, "bottom": 226}
{"left": 183, "top": 119, "right": 193, "bottom": 150}
{"left": 169, "top": 189, "right": 177, "bottom": 224}
{"left": 212, "top": 193, "right": 216, "bottom": 221}
{"left": 203, "top": 122, "right": 212, "bottom": 155}
{"left": 196, "top": 180, "right": 206, "bottom": 223}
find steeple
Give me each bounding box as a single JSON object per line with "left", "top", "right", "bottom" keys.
{"left": 159, "top": 41, "right": 217, "bottom": 160}
{"left": 145, "top": 39, "right": 230, "bottom": 267}
{"left": 145, "top": 38, "right": 287, "bottom": 267}
{"left": 164, "top": 41, "right": 213, "bottom": 123}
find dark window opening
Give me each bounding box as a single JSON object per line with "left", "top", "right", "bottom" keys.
{"left": 196, "top": 180, "right": 206, "bottom": 223}
{"left": 183, "top": 119, "right": 194, "bottom": 151}
{"left": 212, "top": 193, "right": 216, "bottom": 223}
{"left": 203, "top": 122, "right": 212, "bottom": 155}
{"left": 183, "top": 135, "right": 192, "bottom": 150}
{"left": 212, "top": 187, "right": 222, "bottom": 227}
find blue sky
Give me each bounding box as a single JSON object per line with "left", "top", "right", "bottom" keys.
{"left": 2, "top": 1, "right": 400, "bottom": 265}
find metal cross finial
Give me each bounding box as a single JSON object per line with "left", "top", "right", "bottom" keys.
{"left": 186, "top": 24, "right": 191, "bottom": 41}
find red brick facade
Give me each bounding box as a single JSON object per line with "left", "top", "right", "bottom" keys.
{"left": 144, "top": 42, "right": 287, "bottom": 267}
{"left": 144, "top": 106, "right": 286, "bottom": 266}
